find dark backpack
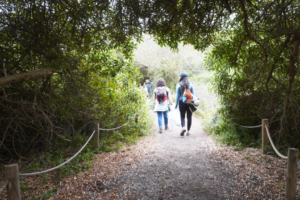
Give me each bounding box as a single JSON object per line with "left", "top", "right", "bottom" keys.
{"left": 156, "top": 87, "right": 168, "bottom": 103}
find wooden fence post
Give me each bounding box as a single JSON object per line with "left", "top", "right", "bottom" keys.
{"left": 94, "top": 123, "right": 99, "bottom": 153}
{"left": 262, "top": 119, "right": 269, "bottom": 154}
{"left": 5, "top": 164, "right": 20, "bottom": 200}
{"left": 286, "top": 148, "right": 299, "bottom": 199}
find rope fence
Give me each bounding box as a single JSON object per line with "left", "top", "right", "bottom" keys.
{"left": 264, "top": 125, "right": 288, "bottom": 159}
{"left": 234, "top": 122, "right": 262, "bottom": 128}
{"left": 3, "top": 113, "right": 139, "bottom": 199}
{"left": 98, "top": 114, "right": 137, "bottom": 131}
{"left": 0, "top": 179, "right": 10, "bottom": 193}
{"left": 237, "top": 119, "right": 299, "bottom": 199}
{"left": 239, "top": 124, "right": 262, "bottom": 128}
{"left": 19, "top": 130, "right": 95, "bottom": 176}
{"left": 99, "top": 123, "right": 129, "bottom": 131}
{"left": 235, "top": 120, "right": 287, "bottom": 159}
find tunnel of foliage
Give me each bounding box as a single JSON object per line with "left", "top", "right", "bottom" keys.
{"left": 0, "top": 1, "right": 149, "bottom": 163}
{"left": 1, "top": 0, "right": 300, "bottom": 162}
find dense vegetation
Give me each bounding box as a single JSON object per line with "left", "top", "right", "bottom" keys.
{"left": 1, "top": 0, "right": 300, "bottom": 163}
{"left": 204, "top": 1, "right": 300, "bottom": 153}
{"left": 135, "top": 0, "right": 300, "bottom": 152}
{"left": 0, "top": 1, "right": 148, "bottom": 163}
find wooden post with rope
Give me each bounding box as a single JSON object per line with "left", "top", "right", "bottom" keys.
{"left": 5, "top": 164, "right": 20, "bottom": 200}
{"left": 262, "top": 119, "right": 269, "bottom": 154}
{"left": 94, "top": 123, "right": 99, "bottom": 153}
{"left": 286, "top": 148, "right": 298, "bottom": 199}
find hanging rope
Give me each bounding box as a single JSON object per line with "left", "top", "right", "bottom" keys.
{"left": 233, "top": 121, "right": 262, "bottom": 128}
{"left": 265, "top": 125, "right": 288, "bottom": 159}
{"left": 98, "top": 114, "right": 137, "bottom": 131}
{"left": 239, "top": 124, "right": 262, "bottom": 128}
{"left": 19, "top": 130, "right": 95, "bottom": 176}
{"left": 0, "top": 179, "right": 10, "bottom": 193}
{"left": 99, "top": 122, "right": 129, "bottom": 131}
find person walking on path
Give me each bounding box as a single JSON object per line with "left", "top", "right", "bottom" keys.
{"left": 153, "top": 78, "right": 173, "bottom": 133}
{"left": 175, "top": 72, "right": 194, "bottom": 136}
{"left": 144, "top": 79, "right": 152, "bottom": 97}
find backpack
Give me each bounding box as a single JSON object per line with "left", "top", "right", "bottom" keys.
{"left": 156, "top": 87, "right": 168, "bottom": 103}
{"left": 183, "top": 88, "right": 193, "bottom": 103}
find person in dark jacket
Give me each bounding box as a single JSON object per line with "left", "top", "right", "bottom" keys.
{"left": 175, "top": 72, "right": 194, "bottom": 136}
{"left": 144, "top": 79, "right": 152, "bottom": 97}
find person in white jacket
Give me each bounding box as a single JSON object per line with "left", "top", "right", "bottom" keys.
{"left": 153, "top": 78, "right": 173, "bottom": 133}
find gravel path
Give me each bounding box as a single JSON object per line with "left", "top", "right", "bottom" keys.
{"left": 52, "top": 112, "right": 249, "bottom": 199}
{"left": 105, "top": 112, "right": 233, "bottom": 199}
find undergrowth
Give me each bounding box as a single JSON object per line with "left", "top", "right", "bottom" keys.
{"left": 203, "top": 108, "right": 261, "bottom": 150}
{"left": 203, "top": 109, "right": 289, "bottom": 157}
{"left": 204, "top": 120, "right": 260, "bottom": 150}
{"left": 0, "top": 111, "right": 152, "bottom": 199}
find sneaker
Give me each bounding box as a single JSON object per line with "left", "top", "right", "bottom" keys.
{"left": 180, "top": 127, "right": 186, "bottom": 136}
{"left": 159, "top": 127, "right": 163, "bottom": 133}
{"left": 186, "top": 131, "right": 190, "bottom": 136}
{"left": 165, "top": 125, "right": 169, "bottom": 130}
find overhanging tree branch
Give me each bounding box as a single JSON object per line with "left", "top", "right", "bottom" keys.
{"left": 0, "top": 68, "right": 57, "bottom": 86}
{"left": 239, "top": 0, "right": 268, "bottom": 85}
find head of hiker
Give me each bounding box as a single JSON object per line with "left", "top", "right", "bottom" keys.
{"left": 179, "top": 72, "right": 190, "bottom": 93}
{"left": 156, "top": 78, "right": 166, "bottom": 87}
{"left": 176, "top": 72, "right": 194, "bottom": 137}
{"left": 179, "top": 72, "right": 188, "bottom": 77}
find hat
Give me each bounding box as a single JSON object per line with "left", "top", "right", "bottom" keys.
{"left": 179, "top": 72, "right": 188, "bottom": 77}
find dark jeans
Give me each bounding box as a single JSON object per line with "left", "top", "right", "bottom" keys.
{"left": 179, "top": 100, "right": 192, "bottom": 131}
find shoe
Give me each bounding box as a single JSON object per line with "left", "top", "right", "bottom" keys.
{"left": 159, "top": 127, "right": 163, "bottom": 133}
{"left": 186, "top": 131, "right": 190, "bottom": 136}
{"left": 180, "top": 127, "right": 186, "bottom": 136}
{"left": 165, "top": 125, "right": 169, "bottom": 130}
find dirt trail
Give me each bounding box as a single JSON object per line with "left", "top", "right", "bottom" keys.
{"left": 52, "top": 112, "right": 260, "bottom": 199}
{"left": 107, "top": 112, "right": 224, "bottom": 199}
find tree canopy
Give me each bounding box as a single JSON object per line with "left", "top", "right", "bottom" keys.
{"left": 1, "top": 0, "right": 300, "bottom": 161}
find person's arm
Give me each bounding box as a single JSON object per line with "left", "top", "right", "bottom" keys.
{"left": 190, "top": 85, "right": 195, "bottom": 95}
{"left": 167, "top": 88, "right": 173, "bottom": 105}
{"left": 153, "top": 88, "right": 156, "bottom": 103}
{"left": 175, "top": 84, "right": 180, "bottom": 107}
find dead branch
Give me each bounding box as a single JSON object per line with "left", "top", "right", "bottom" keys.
{"left": 0, "top": 68, "right": 57, "bottom": 86}
{"left": 0, "top": 119, "right": 14, "bottom": 149}
{"left": 0, "top": 86, "right": 7, "bottom": 99}
{"left": 13, "top": 125, "right": 28, "bottom": 160}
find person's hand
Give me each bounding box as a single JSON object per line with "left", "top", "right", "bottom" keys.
{"left": 175, "top": 104, "right": 178, "bottom": 109}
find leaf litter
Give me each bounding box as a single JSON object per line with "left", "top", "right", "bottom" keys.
{"left": 1, "top": 116, "right": 299, "bottom": 199}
